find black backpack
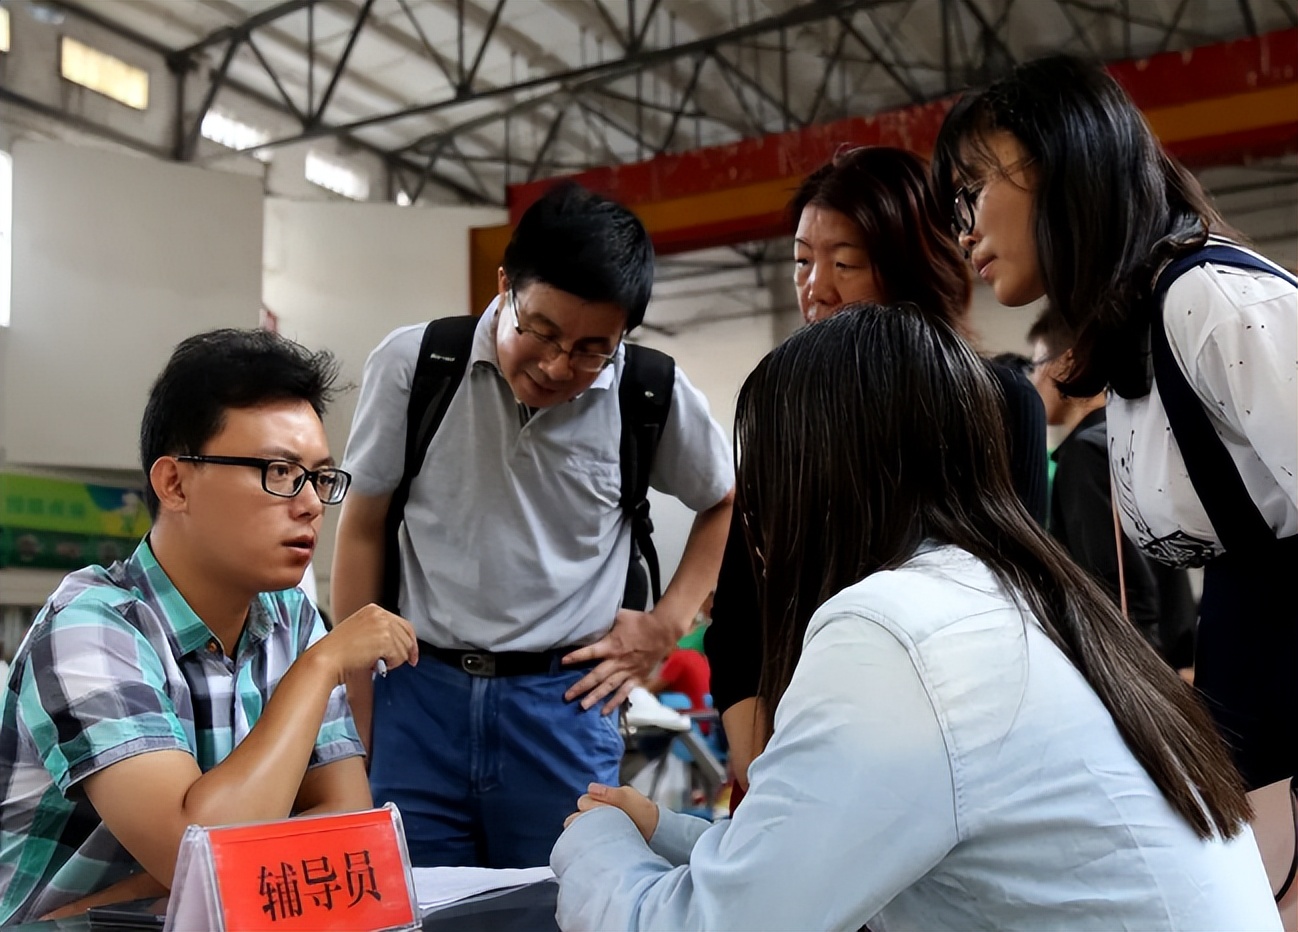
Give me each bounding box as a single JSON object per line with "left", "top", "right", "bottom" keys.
{"left": 379, "top": 315, "right": 676, "bottom": 615}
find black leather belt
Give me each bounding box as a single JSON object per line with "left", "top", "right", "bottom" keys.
{"left": 418, "top": 640, "right": 594, "bottom": 678}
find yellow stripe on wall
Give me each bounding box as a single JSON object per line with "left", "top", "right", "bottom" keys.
{"left": 1145, "top": 83, "right": 1298, "bottom": 143}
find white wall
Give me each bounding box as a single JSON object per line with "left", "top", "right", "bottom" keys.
{"left": 966, "top": 283, "right": 1046, "bottom": 358}
{"left": 634, "top": 313, "right": 773, "bottom": 585}
{"left": 0, "top": 138, "right": 499, "bottom": 608}
{"left": 3, "top": 140, "right": 263, "bottom": 470}
{"left": 263, "top": 199, "right": 506, "bottom": 603}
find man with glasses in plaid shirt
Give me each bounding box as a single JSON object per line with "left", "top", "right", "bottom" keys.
{"left": 0, "top": 329, "right": 417, "bottom": 924}
{"left": 333, "top": 184, "right": 734, "bottom": 869}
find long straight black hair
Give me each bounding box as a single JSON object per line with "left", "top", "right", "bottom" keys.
{"left": 736, "top": 304, "right": 1249, "bottom": 840}
{"left": 931, "top": 54, "right": 1235, "bottom": 398}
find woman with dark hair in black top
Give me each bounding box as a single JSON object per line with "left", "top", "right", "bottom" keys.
{"left": 704, "top": 146, "right": 1047, "bottom": 797}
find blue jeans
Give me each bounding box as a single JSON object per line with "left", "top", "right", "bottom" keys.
{"left": 369, "top": 653, "right": 623, "bottom": 868}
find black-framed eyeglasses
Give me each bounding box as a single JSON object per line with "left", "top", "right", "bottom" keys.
{"left": 952, "top": 186, "right": 980, "bottom": 238}
{"left": 176, "top": 455, "right": 352, "bottom": 505}
{"left": 952, "top": 156, "right": 1035, "bottom": 238}
{"left": 507, "top": 290, "right": 620, "bottom": 374}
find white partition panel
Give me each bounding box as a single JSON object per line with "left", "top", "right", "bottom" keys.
{"left": 263, "top": 200, "right": 506, "bottom": 451}
{"left": 262, "top": 199, "right": 506, "bottom": 604}
{"left": 635, "top": 315, "right": 770, "bottom": 586}
{"left": 4, "top": 141, "right": 263, "bottom": 470}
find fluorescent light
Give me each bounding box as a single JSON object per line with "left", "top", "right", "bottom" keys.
{"left": 0, "top": 7, "right": 11, "bottom": 54}
{"left": 60, "top": 37, "right": 149, "bottom": 110}
{"left": 305, "top": 150, "right": 370, "bottom": 201}
{"left": 201, "top": 108, "right": 272, "bottom": 161}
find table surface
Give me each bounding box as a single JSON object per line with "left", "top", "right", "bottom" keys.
{"left": 11, "top": 880, "right": 560, "bottom": 932}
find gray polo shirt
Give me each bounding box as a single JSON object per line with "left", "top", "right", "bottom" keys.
{"left": 342, "top": 304, "right": 734, "bottom": 652}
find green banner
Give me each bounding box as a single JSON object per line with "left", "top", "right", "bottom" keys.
{"left": 0, "top": 472, "right": 149, "bottom": 570}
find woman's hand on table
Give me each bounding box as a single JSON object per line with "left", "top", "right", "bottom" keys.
{"left": 564, "top": 783, "right": 659, "bottom": 842}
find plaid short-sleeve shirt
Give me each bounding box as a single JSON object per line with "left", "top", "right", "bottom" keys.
{"left": 0, "top": 539, "right": 363, "bottom": 924}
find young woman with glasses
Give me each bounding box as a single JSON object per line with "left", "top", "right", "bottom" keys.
{"left": 933, "top": 54, "right": 1298, "bottom": 917}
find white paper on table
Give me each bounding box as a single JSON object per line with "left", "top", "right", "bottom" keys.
{"left": 413, "top": 865, "right": 555, "bottom": 915}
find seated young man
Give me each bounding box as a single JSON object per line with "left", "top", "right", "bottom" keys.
{"left": 0, "top": 329, "right": 417, "bottom": 924}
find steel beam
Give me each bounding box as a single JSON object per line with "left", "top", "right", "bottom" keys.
{"left": 806, "top": 25, "right": 851, "bottom": 124}
{"left": 504, "top": 28, "right": 1298, "bottom": 222}
{"left": 709, "top": 50, "right": 802, "bottom": 128}
{"left": 0, "top": 86, "right": 170, "bottom": 158}
{"left": 527, "top": 104, "right": 569, "bottom": 182}
{"left": 398, "top": 0, "right": 459, "bottom": 89}
{"left": 1158, "top": 0, "right": 1193, "bottom": 54}
{"left": 957, "top": 0, "right": 1015, "bottom": 71}
{"left": 180, "top": 35, "right": 243, "bottom": 160}
{"left": 712, "top": 56, "right": 765, "bottom": 135}
{"left": 1059, "top": 0, "right": 1217, "bottom": 44}
{"left": 246, "top": 35, "right": 306, "bottom": 123}
{"left": 632, "top": 0, "right": 664, "bottom": 51}
{"left": 592, "top": 1, "right": 626, "bottom": 50}
{"left": 243, "top": 0, "right": 887, "bottom": 153}
{"left": 1239, "top": 0, "right": 1259, "bottom": 35}
{"left": 465, "top": 0, "right": 509, "bottom": 92}
{"left": 836, "top": 10, "right": 925, "bottom": 103}
{"left": 659, "top": 54, "right": 710, "bottom": 153}
{"left": 172, "top": 0, "right": 316, "bottom": 60}
{"left": 312, "top": 0, "right": 375, "bottom": 125}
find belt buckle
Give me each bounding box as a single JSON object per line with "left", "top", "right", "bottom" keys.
{"left": 460, "top": 652, "right": 496, "bottom": 677}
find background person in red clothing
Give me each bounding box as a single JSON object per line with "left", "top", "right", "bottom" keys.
{"left": 648, "top": 649, "right": 711, "bottom": 714}
{"left": 649, "top": 591, "right": 713, "bottom": 716}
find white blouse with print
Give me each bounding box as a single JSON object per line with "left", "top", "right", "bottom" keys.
{"left": 1107, "top": 244, "right": 1297, "bottom": 567}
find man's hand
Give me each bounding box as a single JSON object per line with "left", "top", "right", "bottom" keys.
{"left": 80, "top": 609, "right": 415, "bottom": 890}
{"left": 39, "top": 871, "right": 168, "bottom": 920}
{"left": 308, "top": 603, "right": 419, "bottom": 686}
{"left": 562, "top": 608, "right": 678, "bottom": 713}
{"left": 563, "top": 783, "right": 659, "bottom": 842}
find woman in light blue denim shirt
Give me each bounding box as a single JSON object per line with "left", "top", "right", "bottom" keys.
{"left": 551, "top": 305, "right": 1277, "bottom": 930}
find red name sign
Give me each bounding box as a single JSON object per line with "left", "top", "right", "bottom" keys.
{"left": 206, "top": 808, "right": 417, "bottom": 931}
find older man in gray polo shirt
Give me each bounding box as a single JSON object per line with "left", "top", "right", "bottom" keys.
{"left": 332, "top": 184, "right": 734, "bottom": 869}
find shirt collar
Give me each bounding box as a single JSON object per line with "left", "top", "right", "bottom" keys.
{"left": 129, "top": 537, "right": 276, "bottom": 656}
{"left": 130, "top": 538, "right": 215, "bottom": 656}
{"left": 469, "top": 296, "right": 504, "bottom": 371}
{"left": 470, "top": 295, "right": 624, "bottom": 396}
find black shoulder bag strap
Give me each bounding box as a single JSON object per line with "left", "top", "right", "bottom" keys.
{"left": 618, "top": 344, "right": 676, "bottom": 606}
{"left": 379, "top": 315, "right": 479, "bottom": 611}
{"left": 1149, "top": 244, "right": 1297, "bottom": 555}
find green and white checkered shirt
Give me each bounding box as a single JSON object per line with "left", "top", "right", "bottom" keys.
{"left": 0, "top": 538, "right": 363, "bottom": 924}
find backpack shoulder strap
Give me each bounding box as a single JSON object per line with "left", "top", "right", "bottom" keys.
{"left": 618, "top": 344, "right": 676, "bottom": 605}
{"left": 1149, "top": 243, "right": 1296, "bottom": 554}
{"left": 380, "top": 314, "right": 479, "bottom": 611}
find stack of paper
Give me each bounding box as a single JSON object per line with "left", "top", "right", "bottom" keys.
{"left": 413, "top": 865, "right": 555, "bottom": 915}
